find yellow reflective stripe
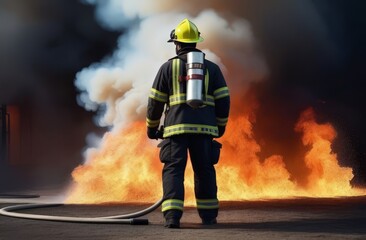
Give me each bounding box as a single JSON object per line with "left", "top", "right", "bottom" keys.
{"left": 172, "top": 59, "right": 180, "bottom": 95}
{"left": 162, "top": 199, "right": 184, "bottom": 212}
{"left": 214, "top": 87, "right": 229, "bottom": 100}
{"left": 146, "top": 118, "right": 160, "bottom": 128}
{"left": 163, "top": 124, "right": 218, "bottom": 137}
{"left": 169, "top": 94, "right": 215, "bottom": 106}
{"left": 204, "top": 95, "right": 215, "bottom": 106}
{"left": 149, "top": 88, "right": 168, "bottom": 102}
{"left": 169, "top": 93, "right": 187, "bottom": 106}
{"left": 196, "top": 199, "right": 219, "bottom": 209}
{"left": 216, "top": 117, "right": 228, "bottom": 126}
{"left": 205, "top": 69, "right": 209, "bottom": 96}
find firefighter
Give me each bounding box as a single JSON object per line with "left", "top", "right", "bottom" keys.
{"left": 146, "top": 18, "right": 230, "bottom": 228}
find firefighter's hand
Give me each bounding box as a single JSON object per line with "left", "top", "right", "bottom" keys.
{"left": 156, "top": 129, "right": 164, "bottom": 139}
{"left": 147, "top": 127, "right": 163, "bottom": 140}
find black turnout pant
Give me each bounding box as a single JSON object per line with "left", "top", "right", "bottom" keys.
{"left": 159, "top": 134, "right": 218, "bottom": 220}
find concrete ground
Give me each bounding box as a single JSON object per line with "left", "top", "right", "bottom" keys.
{"left": 1, "top": 196, "right": 366, "bottom": 240}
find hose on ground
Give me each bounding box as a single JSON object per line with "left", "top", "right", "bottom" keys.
{"left": 0, "top": 198, "right": 163, "bottom": 225}
{"left": 0, "top": 194, "right": 40, "bottom": 198}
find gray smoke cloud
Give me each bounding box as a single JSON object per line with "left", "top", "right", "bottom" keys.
{"left": 75, "top": 0, "right": 268, "bottom": 130}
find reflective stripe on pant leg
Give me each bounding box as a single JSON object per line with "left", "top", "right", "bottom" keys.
{"left": 162, "top": 136, "right": 188, "bottom": 208}
{"left": 162, "top": 199, "right": 184, "bottom": 212}
{"left": 196, "top": 199, "right": 219, "bottom": 209}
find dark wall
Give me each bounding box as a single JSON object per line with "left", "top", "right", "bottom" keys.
{"left": 0, "top": 0, "right": 119, "bottom": 191}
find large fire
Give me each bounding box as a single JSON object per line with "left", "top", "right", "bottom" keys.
{"left": 66, "top": 107, "right": 365, "bottom": 204}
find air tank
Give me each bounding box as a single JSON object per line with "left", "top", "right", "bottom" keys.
{"left": 186, "top": 52, "right": 204, "bottom": 108}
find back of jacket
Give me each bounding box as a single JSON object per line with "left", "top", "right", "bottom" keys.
{"left": 147, "top": 48, "right": 230, "bottom": 138}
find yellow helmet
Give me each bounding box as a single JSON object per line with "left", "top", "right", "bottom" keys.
{"left": 168, "top": 18, "right": 204, "bottom": 43}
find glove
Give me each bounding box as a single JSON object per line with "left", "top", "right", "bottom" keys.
{"left": 156, "top": 129, "right": 164, "bottom": 139}
{"left": 217, "top": 126, "right": 226, "bottom": 138}
{"left": 147, "top": 127, "right": 164, "bottom": 140}
{"left": 147, "top": 127, "right": 158, "bottom": 139}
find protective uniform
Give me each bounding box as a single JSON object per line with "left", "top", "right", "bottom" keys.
{"left": 146, "top": 19, "right": 230, "bottom": 226}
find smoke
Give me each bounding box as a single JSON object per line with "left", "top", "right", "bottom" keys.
{"left": 75, "top": 0, "right": 268, "bottom": 130}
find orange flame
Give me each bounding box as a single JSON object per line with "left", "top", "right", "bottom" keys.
{"left": 67, "top": 122, "right": 162, "bottom": 204}
{"left": 294, "top": 108, "right": 360, "bottom": 196}
{"left": 66, "top": 108, "right": 365, "bottom": 204}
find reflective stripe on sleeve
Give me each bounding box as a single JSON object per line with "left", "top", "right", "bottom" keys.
{"left": 146, "top": 118, "right": 160, "bottom": 128}
{"left": 214, "top": 87, "right": 229, "bottom": 100}
{"left": 162, "top": 199, "right": 184, "bottom": 212}
{"left": 196, "top": 199, "right": 219, "bottom": 209}
{"left": 216, "top": 117, "right": 228, "bottom": 126}
{"left": 149, "top": 88, "right": 168, "bottom": 103}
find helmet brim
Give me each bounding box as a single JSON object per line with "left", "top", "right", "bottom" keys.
{"left": 167, "top": 36, "right": 204, "bottom": 43}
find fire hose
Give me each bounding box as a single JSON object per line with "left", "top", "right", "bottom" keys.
{"left": 0, "top": 130, "right": 165, "bottom": 225}
{"left": 0, "top": 197, "right": 163, "bottom": 225}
